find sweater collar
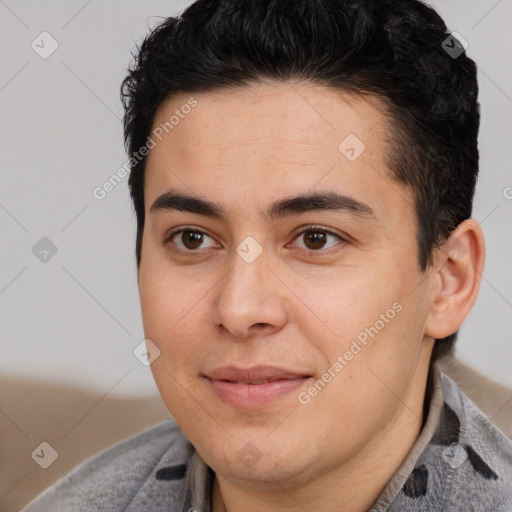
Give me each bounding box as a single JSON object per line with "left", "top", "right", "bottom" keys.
{"left": 182, "top": 359, "right": 509, "bottom": 511}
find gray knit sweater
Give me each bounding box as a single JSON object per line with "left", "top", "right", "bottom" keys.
{"left": 23, "top": 366, "right": 512, "bottom": 511}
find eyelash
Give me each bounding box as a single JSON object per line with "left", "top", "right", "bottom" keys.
{"left": 163, "top": 225, "right": 347, "bottom": 255}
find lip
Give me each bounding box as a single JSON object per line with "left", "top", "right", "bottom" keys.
{"left": 204, "top": 366, "right": 312, "bottom": 409}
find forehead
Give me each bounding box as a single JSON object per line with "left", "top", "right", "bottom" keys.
{"left": 150, "top": 81, "right": 387, "bottom": 155}
{"left": 144, "top": 81, "right": 412, "bottom": 222}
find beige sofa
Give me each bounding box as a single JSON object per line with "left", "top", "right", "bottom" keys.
{"left": 1, "top": 358, "right": 511, "bottom": 512}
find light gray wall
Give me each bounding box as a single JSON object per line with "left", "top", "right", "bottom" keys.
{"left": 1, "top": 0, "right": 511, "bottom": 395}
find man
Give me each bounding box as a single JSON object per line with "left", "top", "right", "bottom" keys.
{"left": 23, "top": 0, "right": 512, "bottom": 510}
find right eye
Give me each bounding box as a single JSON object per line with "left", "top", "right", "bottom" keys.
{"left": 165, "top": 228, "right": 220, "bottom": 252}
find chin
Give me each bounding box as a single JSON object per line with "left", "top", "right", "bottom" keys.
{"left": 201, "top": 434, "right": 316, "bottom": 485}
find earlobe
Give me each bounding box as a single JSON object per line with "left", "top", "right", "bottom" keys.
{"left": 424, "top": 219, "right": 485, "bottom": 339}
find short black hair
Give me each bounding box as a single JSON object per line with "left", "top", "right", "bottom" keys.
{"left": 120, "top": 0, "right": 480, "bottom": 361}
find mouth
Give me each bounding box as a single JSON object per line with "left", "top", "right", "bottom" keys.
{"left": 204, "top": 366, "right": 313, "bottom": 409}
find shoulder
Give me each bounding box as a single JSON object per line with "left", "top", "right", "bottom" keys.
{"left": 22, "top": 419, "right": 195, "bottom": 512}
{"left": 384, "top": 371, "right": 512, "bottom": 511}
{"left": 438, "top": 372, "right": 512, "bottom": 509}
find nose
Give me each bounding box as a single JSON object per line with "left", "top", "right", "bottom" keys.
{"left": 211, "top": 247, "right": 288, "bottom": 340}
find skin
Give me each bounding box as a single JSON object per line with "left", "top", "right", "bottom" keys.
{"left": 138, "top": 81, "right": 485, "bottom": 512}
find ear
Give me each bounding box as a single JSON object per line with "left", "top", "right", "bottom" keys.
{"left": 424, "top": 219, "right": 485, "bottom": 339}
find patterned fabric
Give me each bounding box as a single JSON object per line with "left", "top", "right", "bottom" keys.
{"left": 23, "top": 363, "right": 512, "bottom": 512}
{"left": 183, "top": 366, "right": 512, "bottom": 512}
{"left": 370, "top": 370, "right": 512, "bottom": 511}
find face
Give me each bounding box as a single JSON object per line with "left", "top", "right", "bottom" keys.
{"left": 138, "top": 82, "right": 436, "bottom": 488}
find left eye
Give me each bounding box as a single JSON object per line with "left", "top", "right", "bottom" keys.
{"left": 290, "top": 228, "right": 344, "bottom": 251}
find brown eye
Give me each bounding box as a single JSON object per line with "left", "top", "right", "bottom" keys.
{"left": 167, "top": 229, "right": 218, "bottom": 251}
{"left": 181, "top": 231, "right": 204, "bottom": 249}
{"left": 291, "top": 227, "right": 344, "bottom": 252}
{"left": 303, "top": 230, "right": 328, "bottom": 250}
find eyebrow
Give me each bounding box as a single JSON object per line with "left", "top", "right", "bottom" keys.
{"left": 149, "top": 190, "right": 376, "bottom": 222}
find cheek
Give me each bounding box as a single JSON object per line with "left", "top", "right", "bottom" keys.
{"left": 299, "top": 266, "right": 424, "bottom": 375}
{"left": 138, "top": 283, "right": 211, "bottom": 409}
{"left": 295, "top": 274, "right": 393, "bottom": 347}
{"left": 139, "top": 257, "right": 210, "bottom": 338}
